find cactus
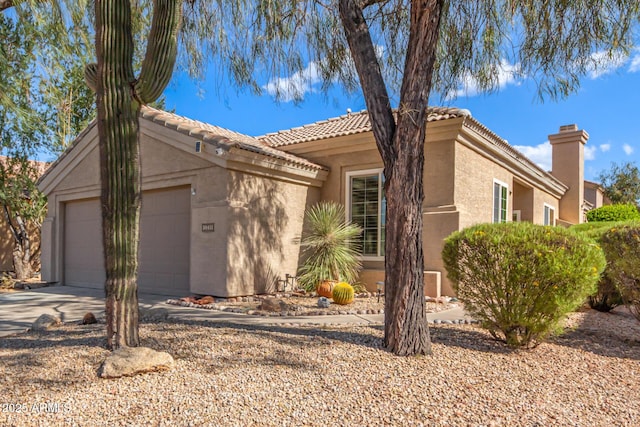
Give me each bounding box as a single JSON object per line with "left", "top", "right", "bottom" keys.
{"left": 91, "top": 0, "right": 182, "bottom": 350}
{"left": 332, "top": 282, "right": 355, "bottom": 305}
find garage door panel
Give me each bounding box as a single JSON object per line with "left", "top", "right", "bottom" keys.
{"left": 65, "top": 187, "right": 190, "bottom": 295}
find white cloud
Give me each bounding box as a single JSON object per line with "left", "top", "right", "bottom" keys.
{"left": 584, "top": 146, "right": 597, "bottom": 161}
{"left": 623, "top": 144, "right": 634, "bottom": 155}
{"left": 629, "top": 50, "right": 640, "bottom": 73}
{"left": 263, "top": 62, "right": 321, "bottom": 102}
{"left": 599, "top": 143, "right": 611, "bottom": 152}
{"left": 513, "top": 141, "right": 552, "bottom": 171}
{"left": 448, "top": 59, "right": 521, "bottom": 99}
{"left": 587, "top": 50, "right": 627, "bottom": 79}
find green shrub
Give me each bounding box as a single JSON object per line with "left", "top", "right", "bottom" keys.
{"left": 600, "top": 225, "right": 640, "bottom": 321}
{"left": 586, "top": 204, "right": 640, "bottom": 222}
{"left": 571, "top": 222, "right": 635, "bottom": 312}
{"left": 297, "top": 202, "right": 362, "bottom": 292}
{"left": 443, "top": 222, "right": 606, "bottom": 348}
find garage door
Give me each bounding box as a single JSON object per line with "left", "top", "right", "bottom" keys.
{"left": 64, "top": 186, "right": 190, "bottom": 295}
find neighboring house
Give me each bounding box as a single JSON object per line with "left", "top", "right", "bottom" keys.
{"left": 38, "top": 106, "right": 594, "bottom": 297}
{"left": 583, "top": 180, "right": 611, "bottom": 217}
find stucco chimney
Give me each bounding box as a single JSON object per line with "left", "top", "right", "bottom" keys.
{"left": 549, "top": 124, "right": 589, "bottom": 225}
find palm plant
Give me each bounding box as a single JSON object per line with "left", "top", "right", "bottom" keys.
{"left": 297, "top": 202, "right": 362, "bottom": 292}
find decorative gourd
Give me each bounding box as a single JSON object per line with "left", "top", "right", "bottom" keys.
{"left": 317, "top": 280, "right": 335, "bottom": 298}
{"left": 332, "top": 282, "right": 355, "bottom": 305}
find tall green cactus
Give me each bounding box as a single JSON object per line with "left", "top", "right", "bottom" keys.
{"left": 90, "top": 0, "right": 181, "bottom": 349}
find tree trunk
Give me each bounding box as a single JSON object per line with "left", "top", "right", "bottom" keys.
{"left": 95, "top": 0, "right": 141, "bottom": 350}
{"left": 3, "top": 205, "right": 33, "bottom": 280}
{"left": 11, "top": 214, "right": 32, "bottom": 280}
{"left": 340, "top": 0, "right": 444, "bottom": 355}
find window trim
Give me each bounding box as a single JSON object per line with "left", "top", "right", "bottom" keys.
{"left": 512, "top": 209, "right": 521, "bottom": 222}
{"left": 543, "top": 203, "right": 556, "bottom": 226}
{"left": 346, "top": 168, "right": 385, "bottom": 261}
{"left": 493, "top": 179, "right": 509, "bottom": 223}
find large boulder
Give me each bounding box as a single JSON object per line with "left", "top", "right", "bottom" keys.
{"left": 31, "top": 314, "right": 61, "bottom": 331}
{"left": 98, "top": 346, "right": 175, "bottom": 379}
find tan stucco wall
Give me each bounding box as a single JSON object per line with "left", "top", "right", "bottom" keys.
{"left": 454, "top": 142, "right": 513, "bottom": 228}
{"left": 513, "top": 181, "right": 534, "bottom": 222}
{"left": 223, "top": 170, "right": 319, "bottom": 296}
{"left": 0, "top": 220, "right": 14, "bottom": 272}
{"left": 293, "top": 141, "right": 383, "bottom": 204}
{"left": 532, "top": 189, "right": 560, "bottom": 224}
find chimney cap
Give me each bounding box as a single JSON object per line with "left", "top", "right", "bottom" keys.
{"left": 559, "top": 124, "right": 578, "bottom": 132}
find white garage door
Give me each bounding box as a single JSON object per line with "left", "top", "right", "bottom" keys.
{"left": 64, "top": 186, "right": 190, "bottom": 295}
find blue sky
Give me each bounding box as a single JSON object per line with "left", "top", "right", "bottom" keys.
{"left": 163, "top": 50, "right": 640, "bottom": 183}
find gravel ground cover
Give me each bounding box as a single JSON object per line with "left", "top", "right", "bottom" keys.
{"left": 1, "top": 307, "right": 639, "bottom": 427}
{"left": 167, "top": 294, "right": 458, "bottom": 316}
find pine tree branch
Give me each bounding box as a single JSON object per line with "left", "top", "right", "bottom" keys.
{"left": 0, "top": 0, "right": 14, "bottom": 12}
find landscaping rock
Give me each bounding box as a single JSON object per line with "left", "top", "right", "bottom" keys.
{"left": 195, "top": 296, "right": 214, "bottom": 305}
{"left": 140, "top": 307, "right": 170, "bottom": 322}
{"left": 317, "top": 297, "right": 330, "bottom": 308}
{"left": 258, "top": 298, "right": 287, "bottom": 312}
{"left": 82, "top": 312, "right": 98, "bottom": 325}
{"left": 32, "top": 314, "right": 61, "bottom": 331}
{"left": 98, "top": 346, "right": 174, "bottom": 379}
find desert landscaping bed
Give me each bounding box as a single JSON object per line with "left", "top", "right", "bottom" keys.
{"left": 166, "top": 293, "right": 459, "bottom": 317}
{"left": 1, "top": 307, "right": 639, "bottom": 426}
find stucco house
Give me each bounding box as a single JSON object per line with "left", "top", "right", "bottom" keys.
{"left": 38, "top": 106, "right": 601, "bottom": 297}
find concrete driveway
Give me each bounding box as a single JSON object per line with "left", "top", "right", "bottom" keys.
{"left": 0, "top": 285, "right": 170, "bottom": 337}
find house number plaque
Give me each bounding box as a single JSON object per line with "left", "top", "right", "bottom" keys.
{"left": 201, "top": 223, "right": 215, "bottom": 232}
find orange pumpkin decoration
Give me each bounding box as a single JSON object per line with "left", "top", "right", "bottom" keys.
{"left": 316, "top": 280, "right": 335, "bottom": 298}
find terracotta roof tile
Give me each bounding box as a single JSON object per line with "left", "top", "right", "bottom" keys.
{"left": 258, "top": 106, "right": 472, "bottom": 147}
{"left": 140, "top": 106, "right": 325, "bottom": 170}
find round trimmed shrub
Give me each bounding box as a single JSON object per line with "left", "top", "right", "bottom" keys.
{"left": 586, "top": 204, "right": 640, "bottom": 222}
{"left": 443, "top": 222, "right": 606, "bottom": 347}
{"left": 600, "top": 225, "right": 640, "bottom": 321}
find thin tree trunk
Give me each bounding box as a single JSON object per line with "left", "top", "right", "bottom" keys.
{"left": 12, "top": 214, "right": 32, "bottom": 280}
{"left": 95, "top": 0, "right": 141, "bottom": 350}
{"left": 340, "top": 0, "right": 444, "bottom": 355}
{"left": 3, "top": 204, "right": 32, "bottom": 280}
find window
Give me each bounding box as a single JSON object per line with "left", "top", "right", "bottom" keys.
{"left": 347, "top": 169, "right": 386, "bottom": 258}
{"left": 512, "top": 210, "right": 521, "bottom": 222}
{"left": 493, "top": 180, "right": 509, "bottom": 223}
{"left": 543, "top": 204, "right": 555, "bottom": 226}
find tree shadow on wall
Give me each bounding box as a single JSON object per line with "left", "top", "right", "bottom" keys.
{"left": 226, "top": 173, "right": 312, "bottom": 295}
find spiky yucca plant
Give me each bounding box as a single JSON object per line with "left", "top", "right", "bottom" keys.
{"left": 297, "top": 202, "right": 362, "bottom": 292}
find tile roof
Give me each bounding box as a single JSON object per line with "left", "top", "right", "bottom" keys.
{"left": 140, "top": 106, "right": 325, "bottom": 170}
{"left": 258, "top": 106, "right": 472, "bottom": 147}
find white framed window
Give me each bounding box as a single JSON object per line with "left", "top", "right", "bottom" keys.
{"left": 543, "top": 204, "right": 556, "bottom": 226}
{"left": 346, "top": 169, "right": 386, "bottom": 259}
{"left": 512, "top": 210, "right": 521, "bottom": 222}
{"left": 493, "top": 179, "right": 509, "bottom": 223}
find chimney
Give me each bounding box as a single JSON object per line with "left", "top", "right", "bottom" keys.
{"left": 549, "top": 124, "right": 589, "bottom": 225}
